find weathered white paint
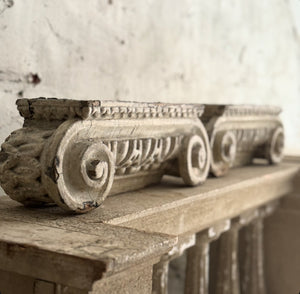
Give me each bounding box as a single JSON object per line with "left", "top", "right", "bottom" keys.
{"left": 0, "top": 0, "right": 299, "bottom": 156}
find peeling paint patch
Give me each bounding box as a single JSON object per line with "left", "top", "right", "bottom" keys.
{"left": 0, "top": 0, "right": 13, "bottom": 15}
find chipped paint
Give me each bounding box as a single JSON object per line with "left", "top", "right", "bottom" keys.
{"left": 168, "top": 234, "right": 195, "bottom": 257}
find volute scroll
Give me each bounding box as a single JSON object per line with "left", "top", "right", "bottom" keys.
{"left": 179, "top": 132, "right": 210, "bottom": 186}
{"left": 266, "top": 126, "right": 284, "bottom": 164}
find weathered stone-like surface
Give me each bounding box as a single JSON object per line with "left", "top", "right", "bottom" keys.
{"left": 0, "top": 162, "right": 297, "bottom": 236}
{"left": 202, "top": 105, "right": 284, "bottom": 176}
{"left": 0, "top": 98, "right": 211, "bottom": 213}
{"left": 0, "top": 97, "right": 286, "bottom": 214}
{"left": 0, "top": 160, "right": 298, "bottom": 293}
{"left": 152, "top": 234, "right": 195, "bottom": 294}
{"left": 239, "top": 218, "right": 266, "bottom": 294}
{"left": 0, "top": 206, "right": 176, "bottom": 290}
{"left": 100, "top": 162, "right": 298, "bottom": 235}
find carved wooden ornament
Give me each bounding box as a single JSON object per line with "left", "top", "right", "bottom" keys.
{"left": 0, "top": 98, "right": 211, "bottom": 212}
{"left": 202, "top": 105, "right": 284, "bottom": 177}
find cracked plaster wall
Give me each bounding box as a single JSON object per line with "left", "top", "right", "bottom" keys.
{"left": 0, "top": 0, "right": 299, "bottom": 155}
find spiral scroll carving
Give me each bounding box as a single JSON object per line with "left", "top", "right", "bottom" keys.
{"left": 52, "top": 140, "right": 115, "bottom": 212}
{"left": 216, "top": 131, "right": 237, "bottom": 164}
{"left": 179, "top": 133, "right": 211, "bottom": 186}
{"left": 266, "top": 127, "right": 284, "bottom": 164}
{"left": 211, "top": 131, "right": 237, "bottom": 177}
{"left": 40, "top": 122, "right": 116, "bottom": 213}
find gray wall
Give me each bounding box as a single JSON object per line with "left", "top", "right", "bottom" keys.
{"left": 0, "top": 0, "right": 299, "bottom": 154}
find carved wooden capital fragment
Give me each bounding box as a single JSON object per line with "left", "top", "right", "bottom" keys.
{"left": 0, "top": 98, "right": 211, "bottom": 212}
{"left": 202, "top": 105, "right": 284, "bottom": 176}
{"left": 0, "top": 99, "right": 284, "bottom": 213}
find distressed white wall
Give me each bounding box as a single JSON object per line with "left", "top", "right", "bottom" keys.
{"left": 0, "top": 0, "right": 299, "bottom": 154}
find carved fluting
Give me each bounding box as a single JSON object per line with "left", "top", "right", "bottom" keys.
{"left": 239, "top": 217, "right": 266, "bottom": 294}
{"left": 184, "top": 221, "right": 230, "bottom": 294}
{"left": 104, "top": 136, "right": 182, "bottom": 175}
{"left": 0, "top": 98, "right": 211, "bottom": 212}
{"left": 233, "top": 128, "right": 271, "bottom": 152}
{"left": 203, "top": 105, "right": 284, "bottom": 177}
{"left": 209, "top": 211, "right": 260, "bottom": 294}
{"left": 209, "top": 223, "right": 241, "bottom": 294}
{"left": 238, "top": 202, "right": 279, "bottom": 294}
{"left": 185, "top": 241, "right": 209, "bottom": 294}
{"left": 152, "top": 234, "right": 196, "bottom": 294}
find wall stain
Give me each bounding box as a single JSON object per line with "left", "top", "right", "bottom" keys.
{"left": 0, "top": 0, "right": 13, "bottom": 15}
{"left": 115, "top": 37, "right": 125, "bottom": 45}
{"left": 0, "top": 70, "right": 41, "bottom": 87}
{"left": 0, "top": 69, "right": 22, "bottom": 83}
{"left": 26, "top": 73, "right": 41, "bottom": 86}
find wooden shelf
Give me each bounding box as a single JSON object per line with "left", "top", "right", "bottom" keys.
{"left": 0, "top": 161, "right": 299, "bottom": 293}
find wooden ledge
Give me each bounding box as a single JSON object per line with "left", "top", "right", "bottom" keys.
{"left": 1, "top": 162, "right": 298, "bottom": 235}
{"left": 72, "top": 161, "right": 298, "bottom": 235}
{"left": 107, "top": 161, "right": 299, "bottom": 235}
{"left": 0, "top": 160, "right": 299, "bottom": 289}
{"left": 0, "top": 202, "right": 176, "bottom": 289}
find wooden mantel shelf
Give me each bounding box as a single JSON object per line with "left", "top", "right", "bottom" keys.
{"left": 0, "top": 160, "right": 299, "bottom": 293}
{"left": 1, "top": 162, "right": 298, "bottom": 234}
{"left": 97, "top": 161, "right": 299, "bottom": 235}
